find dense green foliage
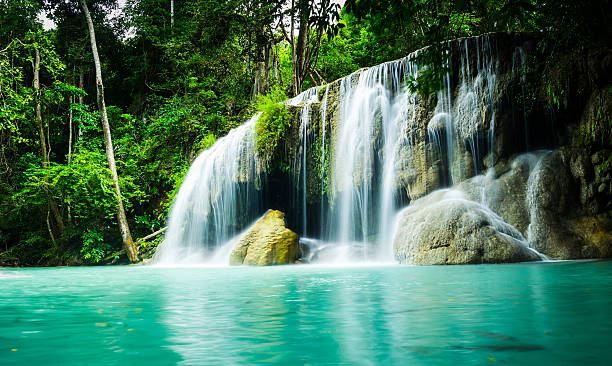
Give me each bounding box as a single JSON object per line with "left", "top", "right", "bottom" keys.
{"left": 254, "top": 87, "right": 291, "bottom": 163}
{"left": 0, "top": 0, "right": 610, "bottom": 265}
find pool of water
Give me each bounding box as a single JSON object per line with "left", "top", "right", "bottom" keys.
{"left": 1, "top": 261, "right": 611, "bottom": 365}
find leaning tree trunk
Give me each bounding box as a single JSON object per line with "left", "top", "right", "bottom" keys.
{"left": 80, "top": 0, "right": 139, "bottom": 263}
{"left": 33, "top": 47, "right": 65, "bottom": 235}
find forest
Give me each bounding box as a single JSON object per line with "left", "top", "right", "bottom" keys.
{"left": 1, "top": 0, "right": 610, "bottom": 266}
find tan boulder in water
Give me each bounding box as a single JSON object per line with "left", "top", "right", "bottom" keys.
{"left": 230, "top": 210, "right": 300, "bottom": 265}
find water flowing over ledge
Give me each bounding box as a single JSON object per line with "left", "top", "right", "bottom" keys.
{"left": 154, "top": 33, "right": 611, "bottom": 266}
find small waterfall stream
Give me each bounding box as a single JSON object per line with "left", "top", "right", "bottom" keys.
{"left": 288, "top": 88, "right": 320, "bottom": 237}
{"left": 154, "top": 115, "right": 264, "bottom": 264}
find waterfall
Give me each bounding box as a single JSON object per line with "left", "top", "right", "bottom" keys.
{"left": 326, "top": 59, "right": 414, "bottom": 260}
{"left": 429, "top": 36, "right": 499, "bottom": 183}
{"left": 154, "top": 115, "right": 264, "bottom": 264}
{"left": 512, "top": 46, "right": 529, "bottom": 150}
{"left": 299, "top": 103, "right": 311, "bottom": 236}
{"left": 155, "top": 34, "right": 550, "bottom": 265}
{"left": 288, "top": 88, "right": 319, "bottom": 236}
{"left": 376, "top": 65, "right": 420, "bottom": 260}
{"left": 319, "top": 86, "right": 329, "bottom": 236}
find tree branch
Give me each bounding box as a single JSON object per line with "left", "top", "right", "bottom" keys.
{"left": 135, "top": 226, "right": 168, "bottom": 245}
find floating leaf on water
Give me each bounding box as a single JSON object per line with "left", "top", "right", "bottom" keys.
{"left": 11, "top": 348, "right": 18, "bottom": 352}
{"left": 95, "top": 323, "right": 107, "bottom": 327}
{"left": 128, "top": 329, "right": 134, "bottom": 332}
{"left": 448, "top": 298, "right": 456, "bottom": 302}
{"left": 97, "top": 309, "right": 103, "bottom": 314}
{"left": 488, "top": 357, "right": 496, "bottom": 362}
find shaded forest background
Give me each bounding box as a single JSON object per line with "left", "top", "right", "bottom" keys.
{"left": 1, "top": 0, "right": 610, "bottom": 265}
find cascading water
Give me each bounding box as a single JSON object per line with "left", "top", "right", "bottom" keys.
{"left": 298, "top": 104, "right": 311, "bottom": 236}
{"left": 319, "top": 86, "right": 329, "bottom": 234}
{"left": 154, "top": 115, "right": 264, "bottom": 264}
{"left": 429, "top": 36, "right": 499, "bottom": 183}
{"left": 288, "top": 88, "right": 320, "bottom": 236}
{"left": 155, "top": 34, "right": 550, "bottom": 265}
{"left": 512, "top": 46, "right": 529, "bottom": 150}
{"left": 375, "top": 64, "right": 421, "bottom": 260}
{"left": 325, "top": 59, "right": 415, "bottom": 260}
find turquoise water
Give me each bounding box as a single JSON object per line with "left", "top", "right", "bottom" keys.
{"left": 1, "top": 261, "right": 611, "bottom": 365}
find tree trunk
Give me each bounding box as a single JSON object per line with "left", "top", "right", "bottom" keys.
{"left": 34, "top": 49, "right": 47, "bottom": 166}
{"left": 252, "top": 39, "right": 271, "bottom": 99}
{"left": 77, "top": 68, "right": 84, "bottom": 141}
{"left": 170, "top": 0, "right": 174, "bottom": 27}
{"left": 68, "top": 93, "right": 73, "bottom": 164}
{"left": 80, "top": 0, "right": 139, "bottom": 263}
{"left": 294, "top": 18, "right": 308, "bottom": 95}
{"left": 33, "top": 48, "right": 65, "bottom": 234}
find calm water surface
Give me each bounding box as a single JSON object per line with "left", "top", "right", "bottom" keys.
{"left": 1, "top": 261, "right": 611, "bottom": 365}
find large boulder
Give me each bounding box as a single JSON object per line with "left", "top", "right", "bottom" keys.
{"left": 393, "top": 189, "right": 542, "bottom": 265}
{"left": 230, "top": 209, "right": 300, "bottom": 265}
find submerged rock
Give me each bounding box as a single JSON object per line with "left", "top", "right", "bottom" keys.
{"left": 230, "top": 210, "right": 300, "bottom": 266}
{"left": 393, "top": 189, "right": 542, "bottom": 265}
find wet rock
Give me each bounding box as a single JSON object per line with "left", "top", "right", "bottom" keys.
{"left": 458, "top": 152, "right": 545, "bottom": 236}
{"left": 230, "top": 210, "right": 300, "bottom": 265}
{"left": 457, "top": 150, "right": 612, "bottom": 260}
{"left": 525, "top": 151, "right": 611, "bottom": 259}
{"left": 568, "top": 216, "right": 612, "bottom": 258}
{"left": 393, "top": 189, "right": 541, "bottom": 265}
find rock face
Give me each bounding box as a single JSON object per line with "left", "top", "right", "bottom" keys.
{"left": 526, "top": 150, "right": 612, "bottom": 259}
{"left": 453, "top": 150, "right": 612, "bottom": 260}
{"left": 393, "top": 189, "right": 542, "bottom": 265}
{"left": 230, "top": 210, "right": 300, "bottom": 265}
{"left": 457, "top": 152, "right": 544, "bottom": 236}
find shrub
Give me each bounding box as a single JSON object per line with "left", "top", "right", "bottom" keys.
{"left": 80, "top": 230, "right": 111, "bottom": 264}
{"left": 254, "top": 86, "right": 292, "bottom": 162}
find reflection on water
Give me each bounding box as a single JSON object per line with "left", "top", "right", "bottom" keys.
{"left": 1, "top": 261, "right": 611, "bottom": 365}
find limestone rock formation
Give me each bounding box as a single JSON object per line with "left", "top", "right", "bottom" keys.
{"left": 393, "top": 189, "right": 542, "bottom": 265}
{"left": 457, "top": 152, "right": 544, "bottom": 236}
{"left": 456, "top": 150, "right": 612, "bottom": 260}
{"left": 527, "top": 150, "right": 612, "bottom": 259}
{"left": 230, "top": 209, "right": 300, "bottom": 265}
